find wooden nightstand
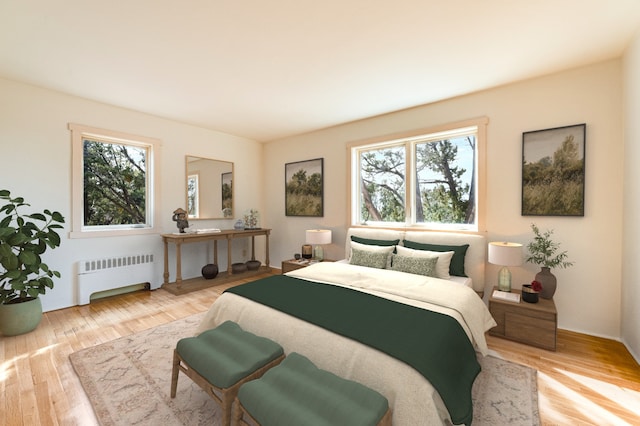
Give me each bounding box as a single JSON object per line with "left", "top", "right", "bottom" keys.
{"left": 489, "top": 286, "right": 557, "bottom": 351}
{"left": 281, "top": 259, "right": 334, "bottom": 274}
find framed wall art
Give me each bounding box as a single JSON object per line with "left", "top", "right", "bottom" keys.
{"left": 285, "top": 158, "right": 324, "bottom": 217}
{"left": 522, "top": 123, "right": 586, "bottom": 216}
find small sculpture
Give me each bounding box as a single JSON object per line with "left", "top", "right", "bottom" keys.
{"left": 172, "top": 208, "right": 189, "bottom": 233}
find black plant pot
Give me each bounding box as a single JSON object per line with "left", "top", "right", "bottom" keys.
{"left": 201, "top": 264, "right": 219, "bottom": 279}
{"left": 246, "top": 260, "right": 261, "bottom": 271}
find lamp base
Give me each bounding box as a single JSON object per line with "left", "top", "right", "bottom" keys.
{"left": 314, "top": 245, "right": 324, "bottom": 261}
{"left": 497, "top": 267, "right": 512, "bottom": 292}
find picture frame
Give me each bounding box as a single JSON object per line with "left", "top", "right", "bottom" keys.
{"left": 522, "top": 123, "right": 586, "bottom": 216}
{"left": 285, "top": 158, "right": 324, "bottom": 217}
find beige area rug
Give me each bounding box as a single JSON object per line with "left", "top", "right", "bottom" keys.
{"left": 70, "top": 313, "right": 539, "bottom": 426}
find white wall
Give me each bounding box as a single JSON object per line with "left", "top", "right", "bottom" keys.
{"left": 264, "top": 60, "right": 624, "bottom": 339}
{"left": 622, "top": 29, "right": 640, "bottom": 361}
{"left": 0, "top": 78, "right": 264, "bottom": 312}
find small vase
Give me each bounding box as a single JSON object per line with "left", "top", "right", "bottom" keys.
{"left": 535, "top": 267, "right": 557, "bottom": 299}
{"left": 201, "top": 263, "right": 219, "bottom": 279}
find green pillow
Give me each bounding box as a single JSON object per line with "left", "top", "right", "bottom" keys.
{"left": 350, "top": 235, "right": 400, "bottom": 247}
{"left": 349, "top": 247, "right": 390, "bottom": 269}
{"left": 402, "top": 240, "right": 469, "bottom": 277}
{"left": 390, "top": 254, "right": 438, "bottom": 277}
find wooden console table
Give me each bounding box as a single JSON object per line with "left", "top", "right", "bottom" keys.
{"left": 161, "top": 228, "right": 271, "bottom": 289}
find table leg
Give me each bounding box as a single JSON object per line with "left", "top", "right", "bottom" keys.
{"left": 163, "top": 238, "right": 169, "bottom": 285}
{"left": 265, "top": 233, "right": 270, "bottom": 270}
{"left": 227, "top": 237, "right": 233, "bottom": 275}
{"left": 176, "top": 241, "right": 182, "bottom": 288}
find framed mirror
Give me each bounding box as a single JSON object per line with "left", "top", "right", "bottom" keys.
{"left": 186, "top": 155, "right": 234, "bottom": 219}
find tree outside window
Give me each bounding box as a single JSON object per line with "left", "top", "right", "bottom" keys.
{"left": 351, "top": 119, "right": 485, "bottom": 231}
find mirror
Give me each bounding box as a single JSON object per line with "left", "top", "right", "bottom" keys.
{"left": 186, "top": 155, "right": 233, "bottom": 219}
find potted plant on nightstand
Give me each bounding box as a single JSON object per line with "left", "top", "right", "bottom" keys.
{"left": 0, "top": 190, "right": 65, "bottom": 336}
{"left": 525, "top": 223, "right": 573, "bottom": 299}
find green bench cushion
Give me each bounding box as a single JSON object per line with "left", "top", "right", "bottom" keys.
{"left": 176, "top": 321, "right": 284, "bottom": 388}
{"left": 238, "top": 352, "right": 389, "bottom": 426}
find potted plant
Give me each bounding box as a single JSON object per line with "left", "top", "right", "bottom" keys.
{"left": 525, "top": 223, "right": 573, "bottom": 299}
{"left": 0, "top": 189, "right": 65, "bottom": 336}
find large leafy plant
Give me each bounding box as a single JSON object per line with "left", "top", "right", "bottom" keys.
{"left": 525, "top": 223, "right": 573, "bottom": 269}
{"left": 0, "top": 190, "right": 65, "bottom": 304}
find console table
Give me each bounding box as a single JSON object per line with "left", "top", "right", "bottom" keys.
{"left": 161, "top": 228, "right": 271, "bottom": 289}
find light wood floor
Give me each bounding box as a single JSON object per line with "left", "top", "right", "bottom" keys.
{"left": 1, "top": 272, "right": 639, "bottom": 426}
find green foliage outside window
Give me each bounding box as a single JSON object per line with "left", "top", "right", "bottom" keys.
{"left": 83, "top": 140, "right": 147, "bottom": 226}
{"left": 358, "top": 134, "right": 476, "bottom": 227}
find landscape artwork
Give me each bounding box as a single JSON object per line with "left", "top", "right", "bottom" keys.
{"left": 221, "top": 172, "right": 232, "bottom": 217}
{"left": 285, "top": 158, "right": 323, "bottom": 217}
{"left": 522, "top": 124, "right": 586, "bottom": 216}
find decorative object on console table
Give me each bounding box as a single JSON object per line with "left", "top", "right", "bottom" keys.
{"left": 525, "top": 223, "right": 573, "bottom": 299}
{"left": 232, "top": 262, "right": 248, "bottom": 274}
{"left": 201, "top": 264, "right": 219, "bottom": 280}
{"left": 243, "top": 208, "right": 260, "bottom": 229}
{"left": 233, "top": 219, "right": 245, "bottom": 230}
{"left": 245, "top": 260, "right": 261, "bottom": 271}
{"left": 305, "top": 229, "right": 332, "bottom": 261}
{"left": 488, "top": 242, "right": 522, "bottom": 292}
{"left": 489, "top": 286, "right": 557, "bottom": 350}
{"left": 172, "top": 208, "right": 189, "bottom": 233}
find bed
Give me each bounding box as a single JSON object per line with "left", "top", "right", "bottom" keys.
{"left": 196, "top": 228, "right": 496, "bottom": 425}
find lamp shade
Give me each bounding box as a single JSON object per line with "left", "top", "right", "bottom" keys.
{"left": 488, "top": 242, "right": 523, "bottom": 266}
{"left": 305, "top": 229, "right": 332, "bottom": 245}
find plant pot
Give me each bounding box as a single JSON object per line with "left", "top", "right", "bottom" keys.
{"left": 521, "top": 285, "right": 539, "bottom": 303}
{"left": 232, "top": 262, "right": 248, "bottom": 273}
{"left": 245, "top": 260, "right": 261, "bottom": 271}
{"left": 201, "top": 263, "right": 219, "bottom": 279}
{"left": 535, "top": 267, "right": 557, "bottom": 299}
{"left": 0, "top": 297, "right": 43, "bottom": 336}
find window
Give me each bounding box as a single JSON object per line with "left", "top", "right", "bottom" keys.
{"left": 349, "top": 117, "right": 487, "bottom": 231}
{"left": 69, "top": 123, "right": 161, "bottom": 238}
{"left": 187, "top": 173, "right": 200, "bottom": 218}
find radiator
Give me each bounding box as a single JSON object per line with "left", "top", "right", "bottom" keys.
{"left": 77, "top": 254, "right": 155, "bottom": 305}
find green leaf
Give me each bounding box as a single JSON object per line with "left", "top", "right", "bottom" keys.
{"left": 19, "top": 250, "right": 36, "bottom": 265}
{"left": 0, "top": 190, "right": 9, "bottom": 197}
{"left": 51, "top": 211, "right": 65, "bottom": 223}
{"left": 27, "top": 213, "right": 46, "bottom": 221}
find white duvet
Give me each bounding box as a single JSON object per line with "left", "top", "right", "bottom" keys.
{"left": 197, "top": 262, "right": 497, "bottom": 426}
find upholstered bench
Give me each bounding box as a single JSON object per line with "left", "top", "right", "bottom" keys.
{"left": 170, "top": 321, "right": 285, "bottom": 426}
{"left": 233, "top": 352, "right": 392, "bottom": 426}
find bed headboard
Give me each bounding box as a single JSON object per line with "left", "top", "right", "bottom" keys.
{"left": 345, "top": 228, "right": 486, "bottom": 293}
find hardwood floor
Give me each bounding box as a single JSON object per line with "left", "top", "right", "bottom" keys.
{"left": 1, "top": 272, "right": 639, "bottom": 425}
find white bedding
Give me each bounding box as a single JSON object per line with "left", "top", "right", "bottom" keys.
{"left": 197, "top": 262, "right": 496, "bottom": 425}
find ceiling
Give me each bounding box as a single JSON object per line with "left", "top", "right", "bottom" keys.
{"left": 2, "top": 1, "right": 640, "bottom": 142}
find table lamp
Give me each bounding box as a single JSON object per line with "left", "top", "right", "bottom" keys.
{"left": 488, "top": 241, "right": 522, "bottom": 292}
{"left": 305, "top": 229, "right": 332, "bottom": 261}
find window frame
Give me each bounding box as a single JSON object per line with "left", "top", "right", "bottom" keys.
{"left": 69, "top": 123, "right": 162, "bottom": 238}
{"left": 348, "top": 117, "right": 487, "bottom": 232}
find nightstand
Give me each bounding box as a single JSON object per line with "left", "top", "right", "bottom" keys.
{"left": 281, "top": 259, "right": 334, "bottom": 274}
{"left": 488, "top": 286, "right": 557, "bottom": 351}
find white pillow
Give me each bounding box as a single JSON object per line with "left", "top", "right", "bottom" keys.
{"left": 395, "top": 245, "right": 454, "bottom": 279}
{"left": 349, "top": 241, "right": 395, "bottom": 268}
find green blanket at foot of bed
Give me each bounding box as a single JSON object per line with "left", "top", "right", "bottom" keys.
{"left": 226, "top": 274, "right": 480, "bottom": 425}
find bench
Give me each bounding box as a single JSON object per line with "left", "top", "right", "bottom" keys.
{"left": 234, "top": 352, "right": 391, "bottom": 426}
{"left": 171, "top": 321, "right": 285, "bottom": 426}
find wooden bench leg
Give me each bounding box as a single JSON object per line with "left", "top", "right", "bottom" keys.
{"left": 170, "top": 349, "right": 180, "bottom": 398}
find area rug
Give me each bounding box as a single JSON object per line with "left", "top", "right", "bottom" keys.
{"left": 70, "top": 313, "right": 539, "bottom": 425}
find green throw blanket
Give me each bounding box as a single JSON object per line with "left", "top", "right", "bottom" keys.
{"left": 226, "top": 275, "right": 480, "bottom": 425}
